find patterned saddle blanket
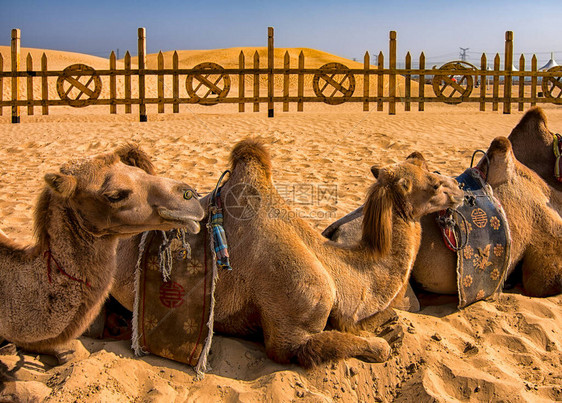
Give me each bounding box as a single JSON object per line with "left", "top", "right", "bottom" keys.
{"left": 438, "top": 168, "right": 511, "bottom": 308}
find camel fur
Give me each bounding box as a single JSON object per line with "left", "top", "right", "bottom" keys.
{"left": 0, "top": 145, "right": 204, "bottom": 363}
{"left": 325, "top": 136, "right": 562, "bottom": 302}
{"left": 113, "top": 139, "right": 463, "bottom": 367}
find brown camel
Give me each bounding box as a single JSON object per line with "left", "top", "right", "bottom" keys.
{"left": 324, "top": 137, "right": 562, "bottom": 302}
{"left": 508, "top": 107, "right": 562, "bottom": 192}
{"left": 113, "top": 139, "right": 463, "bottom": 367}
{"left": 0, "top": 145, "right": 204, "bottom": 363}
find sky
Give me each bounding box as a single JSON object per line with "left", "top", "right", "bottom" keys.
{"left": 1, "top": 0, "right": 561, "bottom": 67}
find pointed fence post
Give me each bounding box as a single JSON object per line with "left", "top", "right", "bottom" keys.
{"left": 0, "top": 54, "right": 3, "bottom": 116}
{"left": 518, "top": 54, "right": 525, "bottom": 111}
{"left": 283, "top": 51, "right": 289, "bottom": 112}
{"left": 297, "top": 51, "right": 304, "bottom": 112}
{"left": 41, "top": 53, "right": 48, "bottom": 115}
{"left": 11, "top": 28, "right": 20, "bottom": 123}
{"left": 493, "top": 53, "right": 500, "bottom": 111}
{"left": 26, "top": 53, "right": 33, "bottom": 116}
{"left": 404, "top": 52, "right": 411, "bottom": 111}
{"left": 480, "top": 53, "right": 487, "bottom": 111}
{"left": 110, "top": 51, "right": 116, "bottom": 114}
{"left": 503, "top": 31, "right": 513, "bottom": 114}
{"left": 124, "top": 51, "right": 132, "bottom": 114}
{"left": 157, "top": 50, "right": 164, "bottom": 113}
{"left": 253, "top": 51, "right": 259, "bottom": 112}
{"left": 363, "top": 51, "right": 370, "bottom": 111}
{"left": 388, "top": 31, "right": 396, "bottom": 115}
{"left": 531, "top": 55, "right": 537, "bottom": 107}
{"left": 239, "top": 51, "right": 245, "bottom": 112}
{"left": 173, "top": 51, "right": 179, "bottom": 113}
{"left": 138, "top": 27, "right": 147, "bottom": 122}
{"left": 267, "top": 27, "right": 274, "bottom": 117}
{"left": 377, "top": 51, "right": 384, "bottom": 111}
{"left": 418, "top": 52, "right": 424, "bottom": 111}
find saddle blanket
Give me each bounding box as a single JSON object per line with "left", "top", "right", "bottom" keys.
{"left": 439, "top": 168, "right": 511, "bottom": 308}
{"left": 132, "top": 229, "right": 213, "bottom": 368}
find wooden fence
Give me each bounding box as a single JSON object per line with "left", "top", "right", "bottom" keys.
{"left": 1, "top": 27, "right": 561, "bottom": 123}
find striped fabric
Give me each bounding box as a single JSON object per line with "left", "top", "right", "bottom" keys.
{"left": 210, "top": 208, "right": 232, "bottom": 270}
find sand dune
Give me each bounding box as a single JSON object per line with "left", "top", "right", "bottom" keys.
{"left": 0, "top": 47, "right": 561, "bottom": 402}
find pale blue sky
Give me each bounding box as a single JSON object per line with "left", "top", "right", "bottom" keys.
{"left": 1, "top": 0, "right": 561, "bottom": 66}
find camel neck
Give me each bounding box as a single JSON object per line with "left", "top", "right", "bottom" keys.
{"left": 43, "top": 202, "right": 118, "bottom": 289}
{"left": 323, "top": 214, "right": 421, "bottom": 314}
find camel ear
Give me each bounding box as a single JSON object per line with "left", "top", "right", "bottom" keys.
{"left": 44, "top": 173, "right": 77, "bottom": 198}
{"left": 115, "top": 144, "right": 155, "bottom": 175}
{"left": 406, "top": 151, "right": 428, "bottom": 169}
{"left": 370, "top": 166, "right": 380, "bottom": 179}
{"left": 397, "top": 177, "right": 413, "bottom": 194}
{"left": 486, "top": 137, "right": 515, "bottom": 185}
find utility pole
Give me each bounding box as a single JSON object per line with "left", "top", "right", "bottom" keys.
{"left": 459, "top": 47, "right": 469, "bottom": 62}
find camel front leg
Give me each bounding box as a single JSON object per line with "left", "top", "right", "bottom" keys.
{"left": 20, "top": 339, "right": 90, "bottom": 365}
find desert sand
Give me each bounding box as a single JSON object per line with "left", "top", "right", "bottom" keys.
{"left": 0, "top": 47, "right": 561, "bottom": 402}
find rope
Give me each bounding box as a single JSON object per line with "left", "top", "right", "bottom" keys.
{"left": 470, "top": 149, "right": 490, "bottom": 181}
{"left": 132, "top": 231, "right": 150, "bottom": 356}
{"left": 436, "top": 207, "right": 470, "bottom": 251}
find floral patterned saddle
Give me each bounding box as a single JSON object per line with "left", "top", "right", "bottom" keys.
{"left": 438, "top": 168, "right": 511, "bottom": 308}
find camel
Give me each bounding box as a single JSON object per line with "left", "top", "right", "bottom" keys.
{"left": 0, "top": 144, "right": 205, "bottom": 363}
{"left": 324, "top": 137, "right": 562, "bottom": 303}
{"left": 508, "top": 107, "right": 562, "bottom": 192}
{"left": 113, "top": 139, "right": 463, "bottom": 367}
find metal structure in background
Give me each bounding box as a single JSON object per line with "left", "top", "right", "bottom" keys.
{"left": 1, "top": 28, "right": 561, "bottom": 123}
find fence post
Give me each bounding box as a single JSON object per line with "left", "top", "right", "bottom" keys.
{"left": 418, "top": 52, "right": 424, "bottom": 111}
{"left": 480, "top": 53, "right": 487, "bottom": 111}
{"left": 283, "top": 51, "right": 289, "bottom": 112}
{"left": 26, "top": 53, "right": 33, "bottom": 116}
{"left": 138, "top": 27, "right": 147, "bottom": 122}
{"left": 253, "top": 51, "right": 259, "bottom": 112}
{"left": 298, "top": 51, "right": 304, "bottom": 112}
{"left": 157, "top": 51, "right": 164, "bottom": 113}
{"left": 267, "top": 27, "right": 274, "bottom": 117}
{"left": 388, "top": 31, "right": 396, "bottom": 115}
{"left": 239, "top": 51, "right": 245, "bottom": 112}
{"left": 492, "top": 53, "right": 500, "bottom": 111}
{"left": 404, "top": 52, "right": 411, "bottom": 111}
{"left": 110, "top": 51, "right": 116, "bottom": 114}
{"left": 531, "top": 55, "right": 537, "bottom": 107}
{"left": 173, "top": 51, "right": 179, "bottom": 113}
{"left": 518, "top": 54, "right": 525, "bottom": 111}
{"left": 11, "top": 28, "right": 20, "bottom": 123}
{"left": 377, "top": 51, "right": 384, "bottom": 111}
{"left": 41, "top": 53, "right": 48, "bottom": 115}
{"left": 0, "top": 54, "right": 3, "bottom": 116}
{"left": 363, "top": 51, "right": 370, "bottom": 111}
{"left": 124, "top": 51, "right": 132, "bottom": 114}
{"left": 503, "top": 31, "right": 513, "bottom": 114}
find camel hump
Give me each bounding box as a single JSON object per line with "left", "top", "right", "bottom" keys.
{"left": 489, "top": 136, "right": 512, "bottom": 156}
{"left": 115, "top": 143, "right": 155, "bottom": 175}
{"left": 510, "top": 107, "right": 548, "bottom": 138}
{"left": 230, "top": 138, "right": 272, "bottom": 179}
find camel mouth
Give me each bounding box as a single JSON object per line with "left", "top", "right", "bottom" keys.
{"left": 158, "top": 207, "right": 202, "bottom": 233}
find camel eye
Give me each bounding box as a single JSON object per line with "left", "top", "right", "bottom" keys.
{"left": 105, "top": 190, "right": 130, "bottom": 203}
{"left": 183, "top": 189, "right": 194, "bottom": 200}
{"left": 433, "top": 183, "right": 440, "bottom": 190}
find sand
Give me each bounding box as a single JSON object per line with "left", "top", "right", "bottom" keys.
{"left": 0, "top": 48, "right": 561, "bottom": 402}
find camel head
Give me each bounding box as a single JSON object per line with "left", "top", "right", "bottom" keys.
{"left": 40, "top": 144, "right": 205, "bottom": 239}
{"left": 362, "top": 153, "right": 464, "bottom": 255}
